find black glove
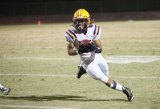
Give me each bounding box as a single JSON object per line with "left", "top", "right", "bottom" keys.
{"left": 87, "top": 43, "right": 97, "bottom": 51}
{"left": 78, "top": 43, "right": 96, "bottom": 54}
{"left": 78, "top": 44, "right": 85, "bottom": 54}
{"left": 95, "top": 47, "right": 102, "bottom": 53}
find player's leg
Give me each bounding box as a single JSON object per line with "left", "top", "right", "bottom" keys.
{"left": 0, "top": 83, "right": 11, "bottom": 95}
{"left": 106, "top": 79, "right": 134, "bottom": 101}
{"left": 87, "top": 65, "right": 125, "bottom": 93}
{"left": 86, "top": 62, "right": 109, "bottom": 84}
{"left": 98, "top": 56, "right": 128, "bottom": 92}
{"left": 97, "top": 54, "right": 134, "bottom": 101}
{"left": 87, "top": 63, "right": 134, "bottom": 101}
{"left": 97, "top": 55, "right": 109, "bottom": 76}
{"left": 77, "top": 53, "right": 107, "bottom": 79}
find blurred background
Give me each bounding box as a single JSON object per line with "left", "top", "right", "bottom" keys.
{"left": 0, "top": 0, "right": 160, "bottom": 24}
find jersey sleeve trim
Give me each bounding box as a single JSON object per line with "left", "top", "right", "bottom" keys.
{"left": 66, "top": 29, "right": 77, "bottom": 40}
{"left": 93, "top": 25, "right": 100, "bottom": 35}
{"left": 97, "top": 26, "right": 100, "bottom": 35}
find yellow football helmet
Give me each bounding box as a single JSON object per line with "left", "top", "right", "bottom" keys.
{"left": 73, "top": 9, "right": 90, "bottom": 24}
{"left": 72, "top": 9, "right": 90, "bottom": 33}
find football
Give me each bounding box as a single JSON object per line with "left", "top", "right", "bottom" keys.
{"left": 80, "top": 40, "right": 92, "bottom": 46}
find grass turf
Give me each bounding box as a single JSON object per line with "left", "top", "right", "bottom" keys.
{"left": 0, "top": 20, "right": 160, "bottom": 109}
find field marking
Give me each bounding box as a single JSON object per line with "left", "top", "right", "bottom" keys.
{"left": 106, "top": 56, "right": 160, "bottom": 64}
{"left": 1, "top": 56, "right": 160, "bottom": 64}
{"left": 0, "top": 104, "right": 74, "bottom": 109}
{"left": 1, "top": 57, "right": 73, "bottom": 61}
{"left": 23, "top": 46, "right": 160, "bottom": 50}
{"left": 0, "top": 73, "right": 160, "bottom": 79}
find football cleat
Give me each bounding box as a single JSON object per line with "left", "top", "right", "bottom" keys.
{"left": 77, "top": 66, "right": 87, "bottom": 79}
{"left": 123, "top": 87, "right": 134, "bottom": 101}
{"left": 1, "top": 87, "right": 11, "bottom": 95}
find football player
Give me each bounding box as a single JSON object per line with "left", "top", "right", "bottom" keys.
{"left": 65, "top": 9, "right": 134, "bottom": 101}
{"left": 0, "top": 83, "right": 10, "bottom": 95}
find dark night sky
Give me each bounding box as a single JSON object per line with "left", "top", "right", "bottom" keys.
{"left": 0, "top": 0, "right": 159, "bottom": 17}
{"left": 1, "top": 0, "right": 94, "bottom": 3}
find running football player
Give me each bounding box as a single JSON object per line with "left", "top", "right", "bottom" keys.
{"left": 64, "top": 9, "right": 134, "bottom": 101}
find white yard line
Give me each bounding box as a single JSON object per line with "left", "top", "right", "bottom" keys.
{"left": 0, "top": 56, "right": 160, "bottom": 79}
{"left": 106, "top": 56, "right": 160, "bottom": 64}
{"left": 0, "top": 105, "right": 74, "bottom": 109}
{"left": 0, "top": 73, "right": 159, "bottom": 79}
{"left": 111, "top": 76, "right": 160, "bottom": 79}
{"left": 0, "top": 73, "right": 75, "bottom": 77}
{"left": 1, "top": 56, "right": 160, "bottom": 63}
{"left": 24, "top": 46, "right": 160, "bottom": 50}
{"left": 1, "top": 57, "right": 73, "bottom": 61}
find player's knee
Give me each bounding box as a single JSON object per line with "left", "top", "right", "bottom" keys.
{"left": 94, "top": 73, "right": 101, "bottom": 80}
{"left": 100, "top": 76, "right": 109, "bottom": 83}
{"left": 94, "top": 73, "right": 109, "bottom": 83}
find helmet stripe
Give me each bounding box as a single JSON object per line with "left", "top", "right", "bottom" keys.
{"left": 78, "top": 9, "right": 81, "bottom": 18}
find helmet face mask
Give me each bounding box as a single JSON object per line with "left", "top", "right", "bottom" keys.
{"left": 73, "top": 19, "right": 88, "bottom": 33}
{"left": 72, "top": 9, "right": 90, "bottom": 33}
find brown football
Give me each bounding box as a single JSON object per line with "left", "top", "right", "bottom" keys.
{"left": 80, "top": 40, "right": 91, "bottom": 46}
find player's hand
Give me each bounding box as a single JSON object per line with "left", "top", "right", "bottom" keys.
{"left": 87, "top": 43, "right": 96, "bottom": 51}
{"left": 78, "top": 43, "right": 96, "bottom": 54}
{"left": 78, "top": 44, "right": 85, "bottom": 54}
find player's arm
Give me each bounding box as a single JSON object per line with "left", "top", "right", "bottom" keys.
{"left": 67, "top": 42, "right": 78, "bottom": 56}
{"left": 94, "top": 39, "right": 102, "bottom": 53}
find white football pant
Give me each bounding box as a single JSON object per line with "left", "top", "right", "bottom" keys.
{"left": 84, "top": 54, "right": 109, "bottom": 83}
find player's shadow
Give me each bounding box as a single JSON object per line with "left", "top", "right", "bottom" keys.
{"left": 0, "top": 95, "right": 127, "bottom": 102}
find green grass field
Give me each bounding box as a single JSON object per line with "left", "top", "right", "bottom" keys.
{"left": 0, "top": 20, "right": 160, "bottom": 109}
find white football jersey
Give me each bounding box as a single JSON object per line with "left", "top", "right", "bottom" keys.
{"left": 65, "top": 24, "right": 102, "bottom": 64}
{"left": 65, "top": 24, "right": 101, "bottom": 43}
